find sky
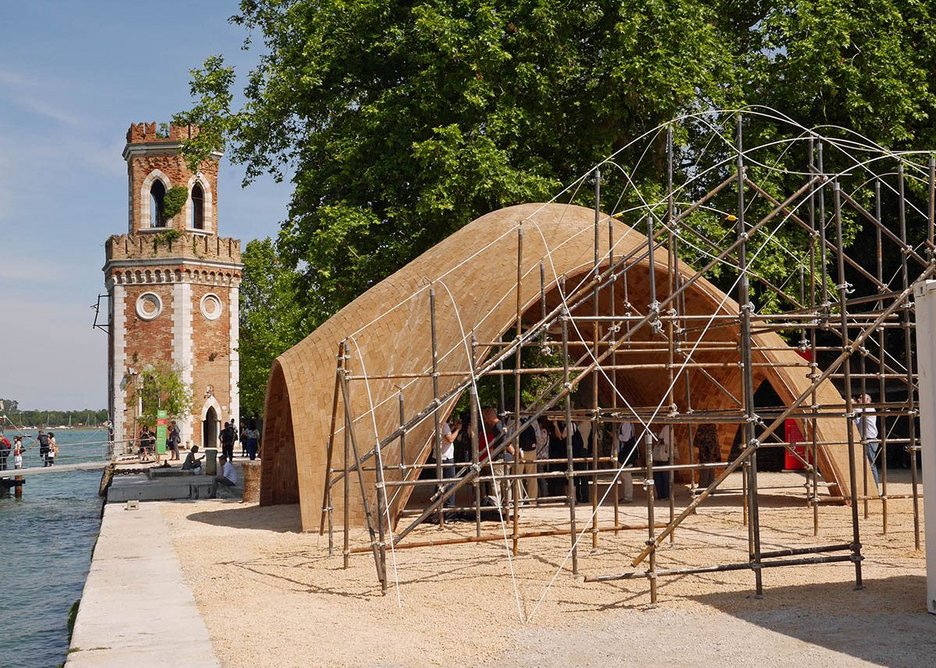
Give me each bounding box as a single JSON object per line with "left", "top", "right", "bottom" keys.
{"left": 0, "top": 1, "right": 290, "bottom": 410}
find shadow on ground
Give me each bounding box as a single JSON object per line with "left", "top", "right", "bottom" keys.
{"left": 185, "top": 502, "right": 302, "bottom": 533}
{"left": 690, "top": 574, "right": 936, "bottom": 667}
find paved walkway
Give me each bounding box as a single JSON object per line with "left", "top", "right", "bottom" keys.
{"left": 67, "top": 502, "right": 218, "bottom": 667}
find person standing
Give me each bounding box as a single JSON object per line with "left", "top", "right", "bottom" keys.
{"left": 534, "top": 416, "right": 550, "bottom": 500}
{"left": 480, "top": 407, "right": 511, "bottom": 507}
{"left": 47, "top": 432, "right": 58, "bottom": 466}
{"left": 138, "top": 426, "right": 153, "bottom": 462}
{"left": 37, "top": 429, "right": 51, "bottom": 467}
{"left": 652, "top": 424, "right": 674, "bottom": 500}
{"left": 244, "top": 421, "right": 260, "bottom": 461}
{"left": 219, "top": 421, "right": 236, "bottom": 462}
{"left": 615, "top": 421, "right": 637, "bottom": 503}
{"left": 510, "top": 408, "right": 538, "bottom": 503}
{"left": 13, "top": 436, "right": 24, "bottom": 469}
{"left": 167, "top": 421, "right": 182, "bottom": 461}
{"left": 853, "top": 394, "right": 880, "bottom": 486}
{"left": 439, "top": 416, "right": 460, "bottom": 509}
{"left": 0, "top": 432, "right": 10, "bottom": 470}
{"left": 694, "top": 423, "right": 720, "bottom": 488}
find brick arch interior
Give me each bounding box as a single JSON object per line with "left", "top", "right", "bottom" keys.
{"left": 260, "top": 361, "right": 299, "bottom": 506}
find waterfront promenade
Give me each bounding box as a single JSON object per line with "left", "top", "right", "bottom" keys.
{"left": 66, "top": 470, "right": 935, "bottom": 666}
{"left": 66, "top": 502, "right": 218, "bottom": 667}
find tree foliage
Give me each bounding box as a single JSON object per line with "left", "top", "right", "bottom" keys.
{"left": 0, "top": 399, "right": 108, "bottom": 429}
{"left": 176, "top": 0, "right": 936, "bottom": 399}
{"left": 238, "top": 237, "right": 307, "bottom": 417}
{"left": 128, "top": 362, "right": 193, "bottom": 428}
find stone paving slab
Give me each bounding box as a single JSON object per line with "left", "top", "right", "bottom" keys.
{"left": 67, "top": 502, "right": 218, "bottom": 667}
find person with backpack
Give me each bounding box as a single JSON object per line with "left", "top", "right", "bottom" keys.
{"left": 219, "top": 421, "right": 236, "bottom": 462}
{"left": 37, "top": 429, "right": 51, "bottom": 467}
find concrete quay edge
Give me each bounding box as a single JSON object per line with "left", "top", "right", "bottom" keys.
{"left": 66, "top": 502, "right": 218, "bottom": 667}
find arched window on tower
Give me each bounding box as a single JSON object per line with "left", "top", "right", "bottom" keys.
{"left": 191, "top": 182, "right": 205, "bottom": 230}
{"left": 150, "top": 180, "right": 166, "bottom": 228}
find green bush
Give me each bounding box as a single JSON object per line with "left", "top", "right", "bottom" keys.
{"left": 162, "top": 185, "right": 188, "bottom": 222}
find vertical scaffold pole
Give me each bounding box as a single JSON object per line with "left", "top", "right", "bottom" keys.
{"left": 342, "top": 341, "right": 351, "bottom": 569}
{"left": 375, "top": 429, "right": 388, "bottom": 596}
{"left": 644, "top": 431, "right": 657, "bottom": 604}
{"left": 665, "top": 124, "right": 677, "bottom": 537}
{"left": 592, "top": 166, "right": 601, "bottom": 549}
{"left": 471, "top": 332, "right": 481, "bottom": 537}
{"left": 513, "top": 225, "right": 523, "bottom": 556}
{"left": 808, "top": 138, "right": 820, "bottom": 536}
{"left": 608, "top": 204, "right": 620, "bottom": 532}
{"left": 875, "top": 179, "right": 889, "bottom": 534}
{"left": 898, "top": 163, "right": 922, "bottom": 550}
{"left": 339, "top": 348, "right": 387, "bottom": 589}
{"left": 430, "top": 286, "right": 444, "bottom": 528}
{"left": 319, "top": 341, "right": 344, "bottom": 557}
{"left": 736, "top": 113, "right": 764, "bottom": 597}
{"left": 562, "top": 307, "right": 579, "bottom": 575}
{"left": 833, "top": 180, "right": 864, "bottom": 589}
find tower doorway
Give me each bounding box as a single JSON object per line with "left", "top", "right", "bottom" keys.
{"left": 203, "top": 406, "right": 219, "bottom": 449}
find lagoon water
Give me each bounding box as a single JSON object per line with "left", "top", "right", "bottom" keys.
{"left": 0, "top": 429, "right": 107, "bottom": 667}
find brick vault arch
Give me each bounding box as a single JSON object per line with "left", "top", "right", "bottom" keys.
{"left": 260, "top": 203, "right": 863, "bottom": 532}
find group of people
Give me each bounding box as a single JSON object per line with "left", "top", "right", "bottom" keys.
{"left": 0, "top": 430, "right": 57, "bottom": 469}
{"left": 434, "top": 407, "right": 718, "bottom": 512}
{"left": 0, "top": 433, "right": 25, "bottom": 470}
{"left": 135, "top": 418, "right": 261, "bottom": 463}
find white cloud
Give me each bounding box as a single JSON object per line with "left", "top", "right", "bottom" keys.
{"left": 0, "top": 66, "right": 85, "bottom": 127}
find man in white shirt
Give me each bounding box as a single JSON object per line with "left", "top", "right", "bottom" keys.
{"left": 212, "top": 454, "right": 238, "bottom": 497}
{"left": 853, "top": 394, "right": 880, "bottom": 486}
{"left": 440, "top": 417, "right": 460, "bottom": 509}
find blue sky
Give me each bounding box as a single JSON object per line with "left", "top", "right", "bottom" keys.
{"left": 0, "top": 2, "right": 290, "bottom": 410}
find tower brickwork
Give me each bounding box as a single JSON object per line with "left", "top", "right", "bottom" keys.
{"left": 104, "top": 123, "right": 242, "bottom": 453}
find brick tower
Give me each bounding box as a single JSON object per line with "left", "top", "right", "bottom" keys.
{"left": 104, "top": 122, "right": 242, "bottom": 453}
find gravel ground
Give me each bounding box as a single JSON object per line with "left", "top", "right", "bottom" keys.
{"left": 161, "top": 470, "right": 935, "bottom": 667}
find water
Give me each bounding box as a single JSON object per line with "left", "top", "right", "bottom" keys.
{"left": 0, "top": 430, "right": 107, "bottom": 668}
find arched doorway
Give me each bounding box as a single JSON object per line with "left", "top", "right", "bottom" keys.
{"left": 203, "top": 406, "right": 219, "bottom": 450}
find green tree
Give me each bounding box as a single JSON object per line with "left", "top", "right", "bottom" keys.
{"left": 239, "top": 238, "right": 308, "bottom": 417}
{"left": 177, "top": 0, "right": 736, "bottom": 321}
{"left": 177, "top": 0, "right": 936, "bottom": 336}
{"left": 129, "top": 363, "right": 193, "bottom": 428}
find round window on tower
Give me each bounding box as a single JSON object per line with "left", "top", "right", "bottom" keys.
{"left": 200, "top": 293, "right": 223, "bottom": 321}
{"left": 135, "top": 292, "right": 163, "bottom": 321}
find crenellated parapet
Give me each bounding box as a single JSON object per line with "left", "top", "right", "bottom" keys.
{"left": 105, "top": 232, "right": 241, "bottom": 265}
{"left": 126, "top": 122, "right": 201, "bottom": 144}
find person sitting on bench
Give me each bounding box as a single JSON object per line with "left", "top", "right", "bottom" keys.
{"left": 181, "top": 445, "right": 203, "bottom": 471}
{"left": 211, "top": 454, "right": 238, "bottom": 496}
